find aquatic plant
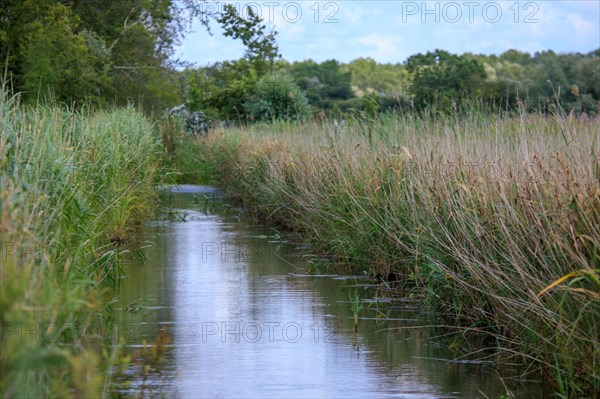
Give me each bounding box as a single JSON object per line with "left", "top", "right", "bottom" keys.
{"left": 349, "top": 290, "right": 363, "bottom": 332}
{"left": 190, "top": 110, "right": 600, "bottom": 396}
{"left": 0, "top": 88, "right": 162, "bottom": 397}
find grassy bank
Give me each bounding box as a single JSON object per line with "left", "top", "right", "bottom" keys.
{"left": 0, "top": 91, "right": 163, "bottom": 397}
{"left": 191, "top": 112, "right": 599, "bottom": 397}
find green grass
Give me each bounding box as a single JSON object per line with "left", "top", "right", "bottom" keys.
{"left": 188, "top": 110, "right": 599, "bottom": 397}
{"left": 155, "top": 116, "right": 221, "bottom": 184}
{"left": 0, "top": 89, "right": 163, "bottom": 397}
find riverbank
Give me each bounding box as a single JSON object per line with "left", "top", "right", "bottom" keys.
{"left": 187, "top": 112, "right": 599, "bottom": 397}
{"left": 0, "top": 92, "right": 163, "bottom": 397}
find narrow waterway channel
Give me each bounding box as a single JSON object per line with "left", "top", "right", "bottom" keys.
{"left": 114, "top": 185, "right": 548, "bottom": 398}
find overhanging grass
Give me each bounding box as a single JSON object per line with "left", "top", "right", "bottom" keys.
{"left": 192, "top": 112, "right": 599, "bottom": 397}
{"left": 1, "top": 90, "right": 163, "bottom": 397}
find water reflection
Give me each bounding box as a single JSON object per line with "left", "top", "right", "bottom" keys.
{"left": 116, "top": 186, "right": 547, "bottom": 398}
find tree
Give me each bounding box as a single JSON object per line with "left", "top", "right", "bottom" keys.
{"left": 405, "top": 49, "right": 486, "bottom": 110}
{"left": 500, "top": 49, "right": 534, "bottom": 66}
{"left": 246, "top": 72, "right": 310, "bottom": 122}
{"left": 217, "top": 4, "right": 280, "bottom": 75}
{"left": 287, "top": 59, "right": 354, "bottom": 110}
{"left": 343, "top": 57, "right": 409, "bottom": 96}
{"left": 581, "top": 55, "right": 600, "bottom": 100}
{"left": 71, "top": 0, "right": 189, "bottom": 112}
{"left": 1, "top": 0, "right": 209, "bottom": 112}
{"left": 1, "top": 0, "right": 51, "bottom": 77}
{"left": 18, "top": 3, "right": 109, "bottom": 104}
{"left": 184, "top": 59, "right": 260, "bottom": 122}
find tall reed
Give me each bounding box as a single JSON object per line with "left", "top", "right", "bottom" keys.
{"left": 1, "top": 89, "right": 162, "bottom": 397}
{"left": 193, "top": 111, "right": 599, "bottom": 397}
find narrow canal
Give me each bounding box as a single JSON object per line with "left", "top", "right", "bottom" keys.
{"left": 114, "top": 185, "right": 547, "bottom": 398}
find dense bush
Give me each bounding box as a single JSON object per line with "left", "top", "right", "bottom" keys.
{"left": 246, "top": 72, "right": 310, "bottom": 122}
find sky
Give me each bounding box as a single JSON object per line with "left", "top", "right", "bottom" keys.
{"left": 175, "top": 1, "right": 600, "bottom": 66}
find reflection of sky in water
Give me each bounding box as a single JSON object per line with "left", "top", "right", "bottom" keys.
{"left": 117, "top": 188, "right": 548, "bottom": 398}
{"left": 169, "top": 212, "right": 443, "bottom": 398}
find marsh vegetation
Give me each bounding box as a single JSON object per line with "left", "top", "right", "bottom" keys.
{"left": 0, "top": 90, "right": 163, "bottom": 397}
{"left": 2, "top": 1, "right": 599, "bottom": 397}
{"left": 186, "top": 110, "right": 599, "bottom": 397}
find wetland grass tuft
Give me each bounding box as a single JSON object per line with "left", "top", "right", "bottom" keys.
{"left": 1, "top": 89, "right": 163, "bottom": 397}
{"left": 190, "top": 110, "right": 600, "bottom": 397}
{"left": 349, "top": 290, "right": 363, "bottom": 333}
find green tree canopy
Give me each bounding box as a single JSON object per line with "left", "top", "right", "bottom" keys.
{"left": 406, "top": 49, "right": 486, "bottom": 110}
{"left": 184, "top": 59, "right": 260, "bottom": 122}
{"left": 217, "top": 4, "right": 280, "bottom": 75}
{"left": 342, "top": 57, "right": 409, "bottom": 96}
{"left": 1, "top": 0, "right": 209, "bottom": 112}
{"left": 287, "top": 59, "right": 354, "bottom": 109}
{"left": 19, "top": 3, "right": 109, "bottom": 103}
{"left": 246, "top": 72, "right": 310, "bottom": 122}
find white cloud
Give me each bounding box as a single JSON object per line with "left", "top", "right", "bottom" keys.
{"left": 174, "top": 1, "right": 600, "bottom": 65}
{"left": 271, "top": 8, "right": 306, "bottom": 39}
{"left": 340, "top": 4, "right": 366, "bottom": 24}
{"left": 567, "top": 13, "right": 595, "bottom": 35}
{"left": 357, "top": 34, "right": 403, "bottom": 62}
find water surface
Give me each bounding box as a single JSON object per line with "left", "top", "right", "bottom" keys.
{"left": 115, "top": 185, "right": 547, "bottom": 398}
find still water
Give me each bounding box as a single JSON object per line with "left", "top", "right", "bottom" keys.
{"left": 114, "top": 185, "right": 547, "bottom": 398}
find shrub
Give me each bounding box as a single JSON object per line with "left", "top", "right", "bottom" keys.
{"left": 167, "top": 104, "right": 210, "bottom": 135}
{"left": 246, "top": 72, "right": 310, "bottom": 122}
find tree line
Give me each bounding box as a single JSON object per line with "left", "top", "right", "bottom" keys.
{"left": 1, "top": 0, "right": 210, "bottom": 113}
{"left": 182, "top": 47, "right": 599, "bottom": 123}
{"left": 2, "top": 1, "right": 598, "bottom": 121}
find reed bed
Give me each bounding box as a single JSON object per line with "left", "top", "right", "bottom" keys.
{"left": 195, "top": 111, "right": 599, "bottom": 397}
{"left": 0, "top": 90, "right": 162, "bottom": 397}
